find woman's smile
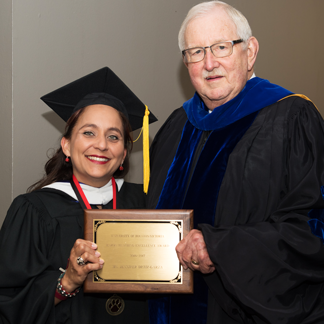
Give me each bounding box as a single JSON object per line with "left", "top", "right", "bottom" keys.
{"left": 86, "top": 155, "right": 110, "bottom": 164}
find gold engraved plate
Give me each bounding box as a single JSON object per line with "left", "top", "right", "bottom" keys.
{"left": 97, "top": 221, "right": 180, "bottom": 281}
{"left": 83, "top": 209, "right": 193, "bottom": 293}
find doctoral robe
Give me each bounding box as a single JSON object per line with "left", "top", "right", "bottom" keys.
{"left": 147, "top": 93, "right": 324, "bottom": 323}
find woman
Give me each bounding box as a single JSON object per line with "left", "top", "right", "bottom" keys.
{"left": 0, "top": 67, "right": 157, "bottom": 324}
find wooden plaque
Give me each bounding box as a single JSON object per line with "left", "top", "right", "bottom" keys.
{"left": 83, "top": 209, "right": 193, "bottom": 294}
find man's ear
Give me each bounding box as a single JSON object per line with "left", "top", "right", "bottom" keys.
{"left": 246, "top": 37, "right": 259, "bottom": 71}
{"left": 61, "top": 137, "right": 71, "bottom": 157}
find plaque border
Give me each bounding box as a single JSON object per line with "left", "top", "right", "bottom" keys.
{"left": 83, "top": 209, "right": 193, "bottom": 294}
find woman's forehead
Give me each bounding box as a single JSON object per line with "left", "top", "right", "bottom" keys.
{"left": 76, "top": 105, "right": 123, "bottom": 128}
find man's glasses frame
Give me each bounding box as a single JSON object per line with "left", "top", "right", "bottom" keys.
{"left": 182, "top": 39, "right": 244, "bottom": 63}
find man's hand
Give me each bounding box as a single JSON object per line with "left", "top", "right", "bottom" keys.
{"left": 176, "top": 229, "right": 215, "bottom": 274}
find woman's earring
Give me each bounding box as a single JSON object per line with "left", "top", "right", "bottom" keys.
{"left": 119, "top": 164, "right": 124, "bottom": 171}
{"left": 65, "top": 156, "right": 70, "bottom": 162}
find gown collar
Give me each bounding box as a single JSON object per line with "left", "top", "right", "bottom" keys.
{"left": 43, "top": 178, "right": 124, "bottom": 205}
{"left": 183, "top": 77, "right": 293, "bottom": 131}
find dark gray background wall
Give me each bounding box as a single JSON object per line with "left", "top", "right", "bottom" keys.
{"left": 1, "top": 0, "right": 323, "bottom": 226}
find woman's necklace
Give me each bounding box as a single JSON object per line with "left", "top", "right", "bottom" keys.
{"left": 70, "top": 175, "right": 117, "bottom": 209}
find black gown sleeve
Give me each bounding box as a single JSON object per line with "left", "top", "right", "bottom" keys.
{"left": 0, "top": 195, "right": 58, "bottom": 324}
{"left": 200, "top": 98, "right": 324, "bottom": 323}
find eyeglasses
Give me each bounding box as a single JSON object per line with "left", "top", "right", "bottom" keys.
{"left": 182, "top": 39, "right": 243, "bottom": 63}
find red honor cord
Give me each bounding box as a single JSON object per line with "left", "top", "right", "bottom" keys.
{"left": 111, "top": 177, "right": 117, "bottom": 210}
{"left": 72, "top": 175, "right": 117, "bottom": 209}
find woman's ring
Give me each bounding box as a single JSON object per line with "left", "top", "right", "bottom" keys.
{"left": 191, "top": 259, "right": 199, "bottom": 266}
{"left": 77, "top": 256, "right": 85, "bottom": 266}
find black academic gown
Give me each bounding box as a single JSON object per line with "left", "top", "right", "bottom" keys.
{"left": 147, "top": 96, "right": 324, "bottom": 323}
{"left": 0, "top": 182, "right": 150, "bottom": 324}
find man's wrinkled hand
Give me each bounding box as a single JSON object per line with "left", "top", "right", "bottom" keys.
{"left": 176, "top": 229, "right": 215, "bottom": 274}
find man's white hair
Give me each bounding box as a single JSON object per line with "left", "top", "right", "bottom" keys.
{"left": 178, "top": 1, "right": 252, "bottom": 51}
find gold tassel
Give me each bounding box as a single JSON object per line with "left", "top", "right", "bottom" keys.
{"left": 143, "top": 105, "right": 150, "bottom": 194}
{"left": 133, "top": 105, "right": 150, "bottom": 194}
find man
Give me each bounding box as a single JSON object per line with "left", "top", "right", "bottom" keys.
{"left": 147, "top": 1, "right": 324, "bottom": 323}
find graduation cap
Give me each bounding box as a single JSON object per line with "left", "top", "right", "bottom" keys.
{"left": 41, "top": 67, "right": 158, "bottom": 193}
{"left": 40, "top": 66, "right": 157, "bottom": 131}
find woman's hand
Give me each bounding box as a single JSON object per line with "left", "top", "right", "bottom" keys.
{"left": 62, "top": 239, "right": 104, "bottom": 292}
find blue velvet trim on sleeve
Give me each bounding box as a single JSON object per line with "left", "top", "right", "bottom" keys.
{"left": 308, "top": 186, "right": 324, "bottom": 243}
{"left": 308, "top": 218, "right": 324, "bottom": 243}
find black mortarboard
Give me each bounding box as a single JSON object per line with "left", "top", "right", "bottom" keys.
{"left": 40, "top": 67, "right": 157, "bottom": 131}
